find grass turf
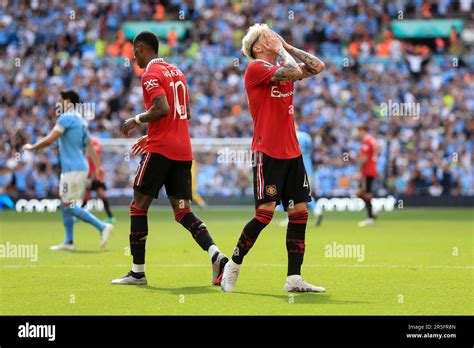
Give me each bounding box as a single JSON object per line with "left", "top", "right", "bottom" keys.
{"left": 0, "top": 207, "right": 472, "bottom": 315}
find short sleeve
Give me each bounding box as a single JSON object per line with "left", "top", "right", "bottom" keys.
{"left": 142, "top": 73, "right": 166, "bottom": 101}
{"left": 54, "top": 115, "right": 73, "bottom": 133}
{"left": 245, "top": 61, "right": 279, "bottom": 87}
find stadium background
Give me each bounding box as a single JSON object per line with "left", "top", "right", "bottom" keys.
{"left": 1, "top": 0, "right": 473, "bottom": 209}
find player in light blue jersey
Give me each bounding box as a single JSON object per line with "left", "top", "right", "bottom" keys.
{"left": 22, "top": 91, "right": 113, "bottom": 251}
{"left": 296, "top": 125, "right": 323, "bottom": 226}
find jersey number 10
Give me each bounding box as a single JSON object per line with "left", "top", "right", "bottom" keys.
{"left": 169, "top": 81, "right": 187, "bottom": 120}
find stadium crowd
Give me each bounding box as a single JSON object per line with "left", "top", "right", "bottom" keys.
{"left": 1, "top": 0, "right": 473, "bottom": 200}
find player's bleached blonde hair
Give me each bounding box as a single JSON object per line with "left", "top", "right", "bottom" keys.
{"left": 241, "top": 23, "right": 269, "bottom": 60}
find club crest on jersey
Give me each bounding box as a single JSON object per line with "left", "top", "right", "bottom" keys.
{"left": 144, "top": 79, "right": 160, "bottom": 91}
{"left": 266, "top": 185, "right": 277, "bottom": 196}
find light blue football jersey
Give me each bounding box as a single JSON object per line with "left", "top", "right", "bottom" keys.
{"left": 55, "top": 112, "right": 90, "bottom": 173}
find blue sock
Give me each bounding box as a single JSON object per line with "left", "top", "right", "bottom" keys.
{"left": 61, "top": 205, "right": 75, "bottom": 244}
{"left": 69, "top": 206, "right": 106, "bottom": 233}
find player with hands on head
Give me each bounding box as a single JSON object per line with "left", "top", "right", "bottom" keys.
{"left": 221, "top": 24, "right": 325, "bottom": 293}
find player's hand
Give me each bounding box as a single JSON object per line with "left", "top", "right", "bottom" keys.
{"left": 261, "top": 30, "right": 283, "bottom": 53}
{"left": 273, "top": 31, "right": 292, "bottom": 51}
{"left": 22, "top": 144, "right": 34, "bottom": 152}
{"left": 122, "top": 118, "right": 138, "bottom": 137}
{"left": 131, "top": 135, "right": 147, "bottom": 156}
{"left": 96, "top": 167, "right": 105, "bottom": 181}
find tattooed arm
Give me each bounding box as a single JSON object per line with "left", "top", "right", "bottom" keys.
{"left": 289, "top": 46, "right": 325, "bottom": 78}
{"left": 271, "top": 48, "right": 303, "bottom": 81}
{"left": 274, "top": 32, "right": 325, "bottom": 79}
{"left": 260, "top": 30, "right": 303, "bottom": 81}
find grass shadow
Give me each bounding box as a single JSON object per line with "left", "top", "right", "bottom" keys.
{"left": 235, "top": 291, "right": 371, "bottom": 305}
{"left": 72, "top": 250, "right": 103, "bottom": 254}
{"left": 142, "top": 284, "right": 220, "bottom": 295}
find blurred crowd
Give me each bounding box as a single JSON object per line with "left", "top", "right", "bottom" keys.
{"left": 1, "top": 0, "right": 473, "bottom": 200}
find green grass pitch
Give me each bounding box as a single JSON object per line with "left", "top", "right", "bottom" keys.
{"left": 1, "top": 207, "right": 472, "bottom": 315}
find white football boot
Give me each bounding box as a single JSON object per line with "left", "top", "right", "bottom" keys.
{"left": 284, "top": 275, "right": 326, "bottom": 293}
{"left": 50, "top": 243, "right": 76, "bottom": 251}
{"left": 111, "top": 271, "right": 147, "bottom": 285}
{"left": 221, "top": 260, "right": 241, "bottom": 292}
{"left": 100, "top": 223, "right": 114, "bottom": 250}
{"left": 357, "top": 218, "right": 375, "bottom": 227}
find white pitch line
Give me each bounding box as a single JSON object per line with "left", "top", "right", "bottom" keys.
{"left": 0, "top": 263, "right": 472, "bottom": 270}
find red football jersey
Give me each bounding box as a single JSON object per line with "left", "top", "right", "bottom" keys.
{"left": 359, "top": 135, "right": 377, "bottom": 177}
{"left": 141, "top": 58, "right": 192, "bottom": 161}
{"left": 245, "top": 59, "right": 301, "bottom": 159}
{"left": 87, "top": 136, "right": 102, "bottom": 175}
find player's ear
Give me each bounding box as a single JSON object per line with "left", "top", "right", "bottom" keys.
{"left": 253, "top": 43, "right": 262, "bottom": 56}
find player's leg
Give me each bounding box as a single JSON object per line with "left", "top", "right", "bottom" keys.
{"left": 222, "top": 152, "right": 280, "bottom": 292}
{"left": 51, "top": 189, "right": 76, "bottom": 251}
{"left": 112, "top": 153, "right": 167, "bottom": 285}
{"left": 97, "top": 185, "right": 115, "bottom": 223}
{"left": 166, "top": 160, "right": 228, "bottom": 285}
{"left": 305, "top": 170, "right": 323, "bottom": 225}
{"left": 81, "top": 190, "right": 91, "bottom": 208}
{"left": 357, "top": 176, "right": 375, "bottom": 227}
{"left": 282, "top": 157, "right": 325, "bottom": 292}
{"left": 52, "top": 172, "right": 113, "bottom": 251}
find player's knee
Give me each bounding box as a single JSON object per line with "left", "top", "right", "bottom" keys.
{"left": 170, "top": 197, "right": 190, "bottom": 211}
{"left": 288, "top": 210, "right": 309, "bottom": 224}
{"left": 174, "top": 208, "right": 192, "bottom": 223}
{"left": 254, "top": 208, "right": 274, "bottom": 225}
{"left": 130, "top": 201, "right": 148, "bottom": 216}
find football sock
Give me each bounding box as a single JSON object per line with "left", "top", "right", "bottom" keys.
{"left": 287, "top": 211, "right": 308, "bottom": 276}
{"left": 98, "top": 194, "right": 113, "bottom": 218}
{"left": 132, "top": 263, "right": 145, "bottom": 274}
{"left": 130, "top": 204, "right": 148, "bottom": 265}
{"left": 69, "top": 206, "right": 106, "bottom": 232}
{"left": 61, "top": 205, "right": 74, "bottom": 244}
{"left": 175, "top": 209, "right": 215, "bottom": 251}
{"left": 365, "top": 195, "right": 374, "bottom": 218}
{"left": 208, "top": 244, "right": 219, "bottom": 262}
{"left": 231, "top": 209, "right": 273, "bottom": 264}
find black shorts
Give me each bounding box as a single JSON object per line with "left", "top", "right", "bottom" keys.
{"left": 133, "top": 152, "right": 192, "bottom": 200}
{"left": 360, "top": 176, "right": 375, "bottom": 194}
{"left": 253, "top": 151, "right": 311, "bottom": 209}
{"left": 89, "top": 179, "right": 107, "bottom": 191}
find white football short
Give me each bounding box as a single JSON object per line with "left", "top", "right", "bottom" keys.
{"left": 59, "top": 171, "right": 88, "bottom": 204}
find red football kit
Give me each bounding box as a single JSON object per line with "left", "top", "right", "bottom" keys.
{"left": 359, "top": 135, "right": 377, "bottom": 177}
{"left": 245, "top": 59, "right": 301, "bottom": 159}
{"left": 141, "top": 58, "right": 192, "bottom": 161}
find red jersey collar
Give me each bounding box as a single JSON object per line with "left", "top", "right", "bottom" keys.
{"left": 145, "top": 58, "right": 164, "bottom": 73}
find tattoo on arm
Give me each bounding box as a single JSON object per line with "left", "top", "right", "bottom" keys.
{"left": 271, "top": 48, "right": 303, "bottom": 81}
{"left": 139, "top": 95, "right": 171, "bottom": 123}
{"left": 290, "top": 47, "right": 325, "bottom": 77}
